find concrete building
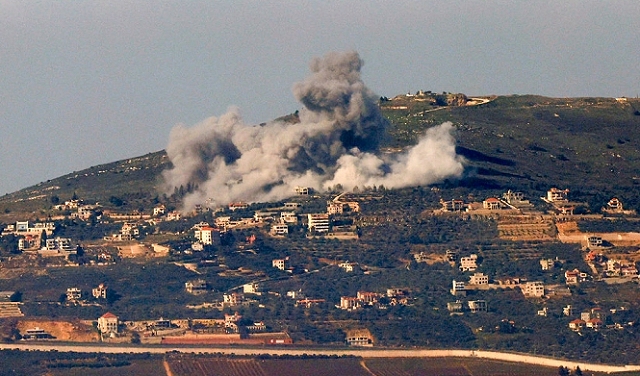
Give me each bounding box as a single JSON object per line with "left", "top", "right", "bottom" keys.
{"left": 97, "top": 312, "right": 119, "bottom": 335}
{"left": 522, "top": 281, "right": 545, "bottom": 298}
{"left": 308, "top": 213, "right": 330, "bottom": 233}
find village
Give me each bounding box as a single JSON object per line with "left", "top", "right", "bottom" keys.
{"left": 1, "top": 185, "right": 640, "bottom": 348}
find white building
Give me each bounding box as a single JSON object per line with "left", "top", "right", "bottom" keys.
{"left": 194, "top": 227, "right": 220, "bottom": 245}
{"left": 97, "top": 312, "right": 119, "bottom": 335}
{"left": 270, "top": 223, "right": 289, "bottom": 236}
{"left": 308, "top": 213, "right": 330, "bottom": 233}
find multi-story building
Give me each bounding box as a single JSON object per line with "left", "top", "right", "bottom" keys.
{"left": 97, "top": 312, "right": 119, "bottom": 335}
{"left": 66, "top": 287, "right": 82, "bottom": 301}
{"left": 459, "top": 254, "right": 478, "bottom": 272}
{"left": 469, "top": 272, "right": 489, "bottom": 285}
{"left": 92, "top": 283, "right": 108, "bottom": 299}
{"left": 308, "top": 213, "right": 330, "bottom": 233}
{"left": 522, "top": 281, "right": 545, "bottom": 298}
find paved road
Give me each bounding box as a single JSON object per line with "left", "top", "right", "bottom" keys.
{"left": 2, "top": 343, "right": 640, "bottom": 373}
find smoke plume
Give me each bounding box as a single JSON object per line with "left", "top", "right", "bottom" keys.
{"left": 162, "top": 51, "right": 464, "bottom": 210}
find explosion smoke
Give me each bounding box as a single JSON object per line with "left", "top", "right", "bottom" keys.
{"left": 162, "top": 51, "right": 464, "bottom": 210}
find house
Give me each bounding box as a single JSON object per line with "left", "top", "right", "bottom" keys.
{"left": 569, "top": 319, "right": 585, "bottom": 331}
{"left": 223, "top": 292, "right": 245, "bottom": 306}
{"left": 243, "top": 283, "right": 260, "bottom": 294}
{"left": 468, "top": 300, "right": 488, "bottom": 313}
{"left": 546, "top": 188, "right": 569, "bottom": 202}
{"left": 587, "top": 236, "right": 603, "bottom": 248}
{"left": 482, "top": 197, "right": 501, "bottom": 210}
{"left": 469, "top": 272, "right": 489, "bottom": 286}
{"left": 339, "top": 296, "right": 360, "bottom": 310}
{"left": 338, "top": 261, "right": 359, "bottom": 272}
{"left": 522, "top": 281, "right": 544, "bottom": 298}
{"left": 307, "top": 213, "right": 330, "bottom": 233}
{"left": 451, "top": 280, "right": 466, "bottom": 296}
{"left": 540, "top": 258, "right": 555, "bottom": 271}
{"left": 586, "top": 318, "right": 603, "bottom": 329}
{"left": 565, "top": 269, "right": 580, "bottom": 285}
{"left": 66, "top": 287, "right": 82, "bottom": 301}
{"left": 606, "top": 197, "right": 623, "bottom": 212}
{"left": 97, "top": 312, "right": 119, "bottom": 335}
{"left": 440, "top": 199, "right": 466, "bottom": 212}
{"left": 295, "top": 299, "right": 325, "bottom": 308}
{"left": 295, "top": 186, "right": 310, "bottom": 195}
{"left": 152, "top": 204, "right": 166, "bottom": 216}
{"left": 194, "top": 226, "right": 220, "bottom": 245}
{"left": 345, "top": 328, "right": 374, "bottom": 347}
{"left": 45, "top": 237, "right": 74, "bottom": 252}
{"left": 185, "top": 279, "right": 207, "bottom": 295}
{"left": 92, "top": 283, "right": 108, "bottom": 299}
{"left": 357, "top": 291, "right": 380, "bottom": 305}
{"left": 459, "top": 254, "right": 478, "bottom": 272}
{"left": 272, "top": 258, "right": 288, "bottom": 271}
{"left": 270, "top": 223, "right": 289, "bottom": 236}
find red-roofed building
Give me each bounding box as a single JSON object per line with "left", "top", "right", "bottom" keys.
{"left": 482, "top": 197, "right": 501, "bottom": 210}
{"left": 97, "top": 312, "right": 118, "bottom": 335}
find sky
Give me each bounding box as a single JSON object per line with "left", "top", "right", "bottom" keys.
{"left": 1, "top": 1, "right": 639, "bottom": 195}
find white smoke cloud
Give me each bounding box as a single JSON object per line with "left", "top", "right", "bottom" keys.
{"left": 162, "top": 51, "right": 464, "bottom": 210}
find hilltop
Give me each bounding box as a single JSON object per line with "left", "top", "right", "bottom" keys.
{"left": 2, "top": 94, "right": 640, "bottom": 219}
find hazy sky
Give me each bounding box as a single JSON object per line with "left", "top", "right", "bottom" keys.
{"left": 1, "top": 1, "right": 639, "bottom": 195}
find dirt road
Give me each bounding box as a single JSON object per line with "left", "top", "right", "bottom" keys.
{"left": 2, "top": 343, "right": 640, "bottom": 373}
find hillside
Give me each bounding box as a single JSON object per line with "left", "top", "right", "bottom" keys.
{"left": 2, "top": 94, "right": 640, "bottom": 219}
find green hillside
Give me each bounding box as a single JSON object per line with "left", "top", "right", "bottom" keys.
{"left": 2, "top": 94, "right": 640, "bottom": 219}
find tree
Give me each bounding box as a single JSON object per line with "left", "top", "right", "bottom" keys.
{"left": 574, "top": 366, "right": 583, "bottom": 376}
{"left": 557, "top": 366, "right": 569, "bottom": 376}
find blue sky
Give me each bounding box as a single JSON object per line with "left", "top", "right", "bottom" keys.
{"left": 1, "top": 1, "right": 639, "bottom": 195}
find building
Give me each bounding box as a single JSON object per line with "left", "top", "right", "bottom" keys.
{"left": 606, "top": 197, "right": 623, "bottom": 211}
{"left": 194, "top": 226, "right": 220, "bottom": 245}
{"left": 308, "top": 213, "right": 330, "bottom": 233}
{"left": 295, "top": 186, "right": 310, "bottom": 195}
{"left": 270, "top": 223, "right": 289, "bottom": 236}
{"left": 587, "top": 236, "right": 603, "bottom": 248}
{"left": 468, "top": 272, "right": 489, "bottom": 285}
{"left": 565, "top": 269, "right": 581, "bottom": 285}
{"left": 339, "top": 296, "right": 360, "bottom": 310}
{"left": 546, "top": 188, "right": 569, "bottom": 202}
{"left": 451, "top": 280, "right": 466, "bottom": 296}
{"left": 223, "top": 292, "right": 245, "bottom": 306}
{"left": 272, "top": 258, "right": 288, "bottom": 271}
{"left": 66, "top": 287, "right": 82, "bottom": 301}
{"left": 468, "top": 300, "right": 488, "bottom": 313}
{"left": 338, "top": 261, "right": 359, "bottom": 272}
{"left": 185, "top": 279, "right": 208, "bottom": 295}
{"left": 357, "top": 291, "right": 380, "bottom": 305}
{"left": 459, "top": 254, "right": 478, "bottom": 272}
{"left": 440, "top": 199, "right": 466, "bottom": 212}
{"left": 97, "top": 312, "right": 118, "bottom": 335}
{"left": 92, "top": 283, "right": 108, "bottom": 299}
{"left": 243, "top": 283, "right": 260, "bottom": 294}
{"left": 22, "top": 327, "right": 54, "bottom": 340}
{"left": 569, "top": 319, "right": 585, "bottom": 331}
{"left": 45, "top": 237, "right": 74, "bottom": 252}
{"left": 482, "top": 197, "right": 501, "bottom": 210}
{"left": 522, "top": 281, "right": 545, "bottom": 298}
{"left": 540, "top": 258, "right": 555, "bottom": 271}
{"left": 345, "top": 328, "right": 374, "bottom": 347}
